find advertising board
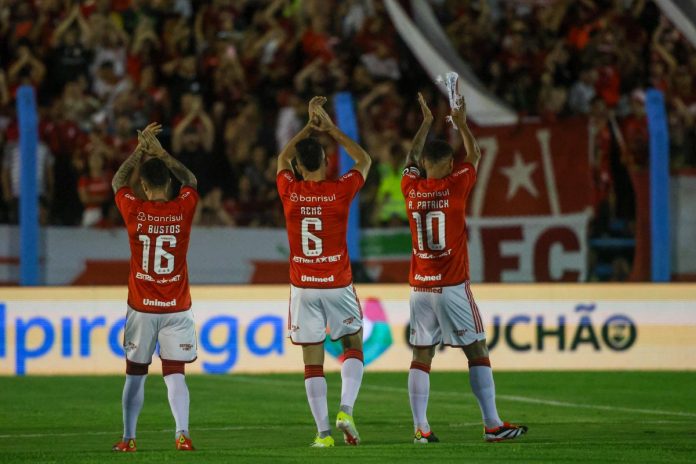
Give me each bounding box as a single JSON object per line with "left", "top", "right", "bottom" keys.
{"left": 1, "top": 285, "right": 694, "bottom": 375}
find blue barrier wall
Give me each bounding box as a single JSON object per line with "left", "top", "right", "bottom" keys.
{"left": 645, "top": 89, "right": 671, "bottom": 282}
{"left": 334, "top": 92, "right": 362, "bottom": 260}
{"left": 17, "top": 86, "right": 39, "bottom": 286}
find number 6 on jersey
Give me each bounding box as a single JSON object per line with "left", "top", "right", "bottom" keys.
{"left": 301, "top": 217, "right": 323, "bottom": 257}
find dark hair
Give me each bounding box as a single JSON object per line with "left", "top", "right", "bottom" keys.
{"left": 99, "top": 61, "right": 115, "bottom": 71}
{"left": 296, "top": 138, "right": 324, "bottom": 172}
{"left": 422, "top": 139, "right": 453, "bottom": 164}
{"left": 140, "top": 158, "right": 170, "bottom": 189}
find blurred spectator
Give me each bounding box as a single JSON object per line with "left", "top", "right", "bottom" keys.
{"left": 7, "top": 41, "right": 46, "bottom": 90}
{"left": 172, "top": 95, "right": 214, "bottom": 192}
{"left": 621, "top": 90, "right": 649, "bottom": 170}
{"left": 0, "top": 0, "right": 693, "bottom": 236}
{"left": 195, "top": 188, "right": 234, "bottom": 226}
{"left": 373, "top": 143, "right": 408, "bottom": 227}
{"left": 568, "top": 68, "right": 597, "bottom": 115}
{"left": 49, "top": 5, "right": 92, "bottom": 94}
{"left": 2, "top": 139, "right": 54, "bottom": 225}
{"left": 226, "top": 176, "right": 264, "bottom": 227}
{"left": 78, "top": 151, "right": 111, "bottom": 227}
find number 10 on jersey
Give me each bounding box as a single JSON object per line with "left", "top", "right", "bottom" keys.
{"left": 411, "top": 211, "right": 446, "bottom": 251}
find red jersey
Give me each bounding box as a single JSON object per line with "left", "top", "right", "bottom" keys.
{"left": 277, "top": 169, "right": 364, "bottom": 288}
{"left": 115, "top": 186, "right": 198, "bottom": 313}
{"left": 78, "top": 174, "right": 111, "bottom": 207}
{"left": 401, "top": 163, "right": 477, "bottom": 287}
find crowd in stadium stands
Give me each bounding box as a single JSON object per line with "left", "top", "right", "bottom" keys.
{"left": 0, "top": 0, "right": 694, "bottom": 244}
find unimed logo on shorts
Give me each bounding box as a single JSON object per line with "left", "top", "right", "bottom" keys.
{"left": 325, "top": 298, "right": 392, "bottom": 366}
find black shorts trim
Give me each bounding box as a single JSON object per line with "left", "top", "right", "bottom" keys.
{"left": 159, "top": 356, "right": 198, "bottom": 364}
{"left": 289, "top": 337, "right": 326, "bottom": 346}
{"left": 329, "top": 327, "right": 363, "bottom": 342}
{"left": 125, "top": 359, "right": 151, "bottom": 366}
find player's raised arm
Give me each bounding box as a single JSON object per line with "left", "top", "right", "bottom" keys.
{"left": 139, "top": 124, "right": 198, "bottom": 190}
{"left": 451, "top": 96, "right": 481, "bottom": 170}
{"left": 111, "top": 123, "right": 160, "bottom": 193}
{"left": 276, "top": 96, "right": 325, "bottom": 175}
{"left": 405, "top": 92, "right": 433, "bottom": 168}
{"left": 313, "top": 104, "right": 372, "bottom": 180}
{"left": 276, "top": 124, "right": 313, "bottom": 175}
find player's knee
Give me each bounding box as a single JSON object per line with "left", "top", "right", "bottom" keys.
{"left": 126, "top": 360, "right": 149, "bottom": 376}
{"left": 410, "top": 348, "right": 433, "bottom": 373}
{"left": 302, "top": 344, "right": 324, "bottom": 365}
{"left": 412, "top": 346, "right": 435, "bottom": 365}
{"left": 341, "top": 329, "right": 363, "bottom": 351}
{"left": 161, "top": 359, "right": 185, "bottom": 376}
{"left": 343, "top": 347, "right": 364, "bottom": 363}
{"left": 463, "top": 340, "right": 490, "bottom": 365}
{"left": 304, "top": 364, "right": 324, "bottom": 379}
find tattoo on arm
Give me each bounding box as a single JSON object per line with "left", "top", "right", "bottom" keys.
{"left": 111, "top": 147, "right": 144, "bottom": 193}
{"left": 162, "top": 152, "right": 197, "bottom": 189}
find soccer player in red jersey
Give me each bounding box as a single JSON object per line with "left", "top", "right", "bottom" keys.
{"left": 110, "top": 123, "right": 199, "bottom": 452}
{"left": 277, "top": 97, "right": 372, "bottom": 447}
{"left": 402, "top": 94, "right": 527, "bottom": 443}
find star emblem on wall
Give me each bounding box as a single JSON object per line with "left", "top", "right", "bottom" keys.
{"left": 499, "top": 151, "right": 539, "bottom": 200}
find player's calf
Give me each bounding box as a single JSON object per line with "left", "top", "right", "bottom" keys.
{"left": 337, "top": 345, "right": 363, "bottom": 445}
{"left": 409, "top": 347, "right": 435, "bottom": 442}
{"left": 304, "top": 363, "right": 332, "bottom": 445}
{"left": 162, "top": 360, "right": 194, "bottom": 450}
{"left": 116, "top": 360, "right": 148, "bottom": 452}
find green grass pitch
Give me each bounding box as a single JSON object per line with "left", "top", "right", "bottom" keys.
{"left": 1, "top": 371, "right": 695, "bottom": 463}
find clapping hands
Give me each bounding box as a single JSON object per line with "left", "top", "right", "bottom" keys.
{"left": 307, "top": 96, "right": 335, "bottom": 132}
{"left": 137, "top": 122, "right": 165, "bottom": 156}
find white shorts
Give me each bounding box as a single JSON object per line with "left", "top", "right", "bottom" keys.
{"left": 409, "top": 281, "right": 486, "bottom": 347}
{"left": 288, "top": 284, "right": 363, "bottom": 344}
{"left": 123, "top": 305, "right": 198, "bottom": 364}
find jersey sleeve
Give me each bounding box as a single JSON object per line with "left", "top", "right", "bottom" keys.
{"left": 276, "top": 169, "right": 296, "bottom": 197}
{"left": 338, "top": 169, "right": 365, "bottom": 200}
{"left": 114, "top": 187, "right": 143, "bottom": 219}
{"left": 449, "top": 162, "right": 477, "bottom": 196}
{"left": 401, "top": 165, "right": 422, "bottom": 196}
{"left": 175, "top": 186, "right": 199, "bottom": 222}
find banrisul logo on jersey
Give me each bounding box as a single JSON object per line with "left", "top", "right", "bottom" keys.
{"left": 324, "top": 298, "right": 392, "bottom": 365}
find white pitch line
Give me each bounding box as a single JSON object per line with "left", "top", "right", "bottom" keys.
{"left": 2, "top": 376, "right": 693, "bottom": 440}
{"left": 496, "top": 394, "right": 696, "bottom": 418}
{"left": 229, "top": 377, "right": 696, "bottom": 419}
{"left": 1, "top": 419, "right": 692, "bottom": 440}
{"left": 0, "top": 425, "right": 284, "bottom": 439}
{"left": 362, "top": 384, "right": 696, "bottom": 418}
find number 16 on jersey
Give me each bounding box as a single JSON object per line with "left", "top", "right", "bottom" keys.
{"left": 138, "top": 234, "right": 176, "bottom": 274}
